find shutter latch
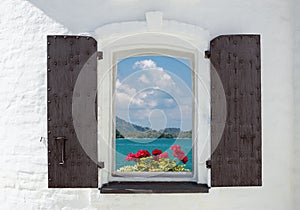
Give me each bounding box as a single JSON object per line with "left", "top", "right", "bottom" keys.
{"left": 98, "top": 161, "right": 105, "bottom": 169}
{"left": 206, "top": 160, "right": 211, "bottom": 169}
{"left": 97, "top": 51, "right": 103, "bottom": 60}
{"left": 205, "top": 50, "right": 211, "bottom": 59}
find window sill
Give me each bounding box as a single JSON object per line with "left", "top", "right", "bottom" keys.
{"left": 100, "top": 182, "right": 209, "bottom": 194}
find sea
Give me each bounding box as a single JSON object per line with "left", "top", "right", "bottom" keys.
{"left": 116, "top": 138, "right": 193, "bottom": 171}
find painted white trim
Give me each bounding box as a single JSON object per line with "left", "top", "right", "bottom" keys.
{"left": 95, "top": 11, "right": 211, "bottom": 186}
{"left": 110, "top": 48, "right": 196, "bottom": 183}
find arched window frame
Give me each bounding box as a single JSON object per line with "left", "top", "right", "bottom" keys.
{"left": 95, "top": 12, "right": 211, "bottom": 185}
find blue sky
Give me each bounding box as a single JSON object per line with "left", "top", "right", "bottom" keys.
{"left": 117, "top": 56, "right": 192, "bottom": 90}
{"left": 116, "top": 56, "right": 192, "bottom": 131}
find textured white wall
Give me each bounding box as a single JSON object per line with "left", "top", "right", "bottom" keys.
{"left": 293, "top": 0, "right": 300, "bottom": 208}
{"left": 0, "top": 0, "right": 296, "bottom": 209}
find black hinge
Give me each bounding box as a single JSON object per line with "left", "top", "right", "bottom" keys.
{"left": 205, "top": 50, "right": 211, "bottom": 59}
{"left": 97, "top": 51, "right": 103, "bottom": 60}
{"left": 206, "top": 160, "right": 211, "bottom": 169}
{"left": 98, "top": 161, "right": 104, "bottom": 169}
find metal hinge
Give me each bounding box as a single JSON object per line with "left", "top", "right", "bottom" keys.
{"left": 206, "top": 160, "right": 211, "bottom": 169}
{"left": 204, "top": 50, "right": 211, "bottom": 59}
{"left": 97, "top": 161, "right": 104, "bottom": 169}
{"left": 97, "top": 51, "right": 103, "bottom": 60}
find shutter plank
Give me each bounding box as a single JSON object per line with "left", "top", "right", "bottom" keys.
{"left": 210, "top": 35, "right": 261, "bottom": 187}
{"left": 47, "top": 36, "right": 98, "bottom": 188}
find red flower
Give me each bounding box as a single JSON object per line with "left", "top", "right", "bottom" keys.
{"left": 158, "top": 152, "right": 169, "bottom": 159}
{"left": 182, "top": 156, "right": 188, "bottom": 164}
{"left": 173, "top": 149, "right": 185, "bottom": 160}
{"left": 170, "top": 145, "right": 181, "bottom": 151}
{"left": 152, "top": 149, "right": 162, "bottom": 156}
{"left": 126, "top": 153, "right": 137, "bottom": 161}
{"left": 171, "top": 145, "right": 188, "bottom": 163}
{"left": 136, "top": 150, "right": 151, "bottom": 158}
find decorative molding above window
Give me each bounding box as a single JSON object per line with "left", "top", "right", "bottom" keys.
{"left": 94, "top": 11, "right": 210, "bottom": 50}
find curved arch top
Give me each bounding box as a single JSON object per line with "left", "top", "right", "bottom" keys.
{"left": 93, "top": 11, "right": 210, "bottom": 51}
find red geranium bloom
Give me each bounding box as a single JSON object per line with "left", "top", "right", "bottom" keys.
{"left": 158, "top": 152, "right": 169, "bottom": 159}
{"left": 136, "top": 150, "right": 151, "bottom": 158}
{"left": 126, "top": 153, "right": 137, "bottom": 161}
{"left": 182, "top": 156, "right": 188, "bottom": 164}
{"left": 170, "top": 144, "right": 181, "bottom": 151}
{"left": 173, "top": 149, "right": 185, "bottom": 160}
{"left": 152, "top": 149, "right": 162, "bottom": 156}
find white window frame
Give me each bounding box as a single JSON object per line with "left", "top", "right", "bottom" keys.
{"left": 95, "top": 11, "right": 211, "bottom": 186}
{"left": 112, "top": 48, "right": 195, "bottom": 181}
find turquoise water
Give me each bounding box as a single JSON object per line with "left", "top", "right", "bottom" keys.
{"left": 116, "top": 138, "right": 193, "bottom": 171}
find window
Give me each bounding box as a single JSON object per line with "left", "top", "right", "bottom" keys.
{"left": 100, "top": 42, "right": 209, "bottom": 184}
{"left": 114, "top": 54, "right": 193, "bottom": 176}
{"left": 47, "top": 12, "right": 262, "bottom": 192}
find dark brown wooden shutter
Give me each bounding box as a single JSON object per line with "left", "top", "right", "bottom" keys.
{"left": 210, "top": 35, "right": 262, "bottom": 187}
{"left": 47, "top": 35, "right": 98, "bottom": 188}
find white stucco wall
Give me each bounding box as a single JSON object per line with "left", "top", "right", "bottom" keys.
{"left": 293, "top": 0, "right": 300, "bottom": 208}
{"left": 0, "top": 0, "right": 296, "bottom": 209}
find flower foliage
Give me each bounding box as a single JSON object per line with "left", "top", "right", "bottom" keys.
{"left": 119, "top": 145, "right": 190, "bottom": 172}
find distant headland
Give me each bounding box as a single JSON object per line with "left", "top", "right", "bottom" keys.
{"left": 116, "top": 116, "right": 192, "bottom": 139}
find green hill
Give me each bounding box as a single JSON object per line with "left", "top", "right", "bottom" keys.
{"left": 116, "top": 116, "right": 150, "bottom": 136}
{"left": 116, "top": 116, "right": 192, "bottom": 138}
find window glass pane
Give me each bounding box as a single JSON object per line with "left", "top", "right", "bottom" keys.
{"left": 115, "top": 55, "right": 193, "bottom": 173}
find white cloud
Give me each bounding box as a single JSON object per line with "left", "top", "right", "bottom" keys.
{"left": 116, "top": 92, "right": 144, "bottom": 107}
{"left": 138, "top": 92, "right": 148, "bottom": 99}
{"left": 134, "top": 59, "right": 158, "bottom": 70}
{"left": 138, "top": 74, "right": 150, "bottom": 84}
{"left": 116, "top": 79, "right": 137, "bottom": 95}
{"left": 116, "top": 79, "right": 121, "bottom": 89}
{"left": 134, "top": 60, "right": 176, "bottom": 90}
{"left": 116, "top": 59, "right": 192, "bottom": 130}
{"left": 148, "top": 100, "right": 157, "bottom": 108}
{"left": 116, "top": 79, "right": 144, "bottom": 108}
{"left": 164, "top": 98, "right": 175, "bottom": 106}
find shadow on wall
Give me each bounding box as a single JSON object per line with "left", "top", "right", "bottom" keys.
{"left": 27, "top": 0, "right": 162, "bottom": 32}
{"left": 26, "top": 0, "right": 215, "bottom": 33}
{"left": 27, "top": 0, "right": 257, "bottom": 36}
